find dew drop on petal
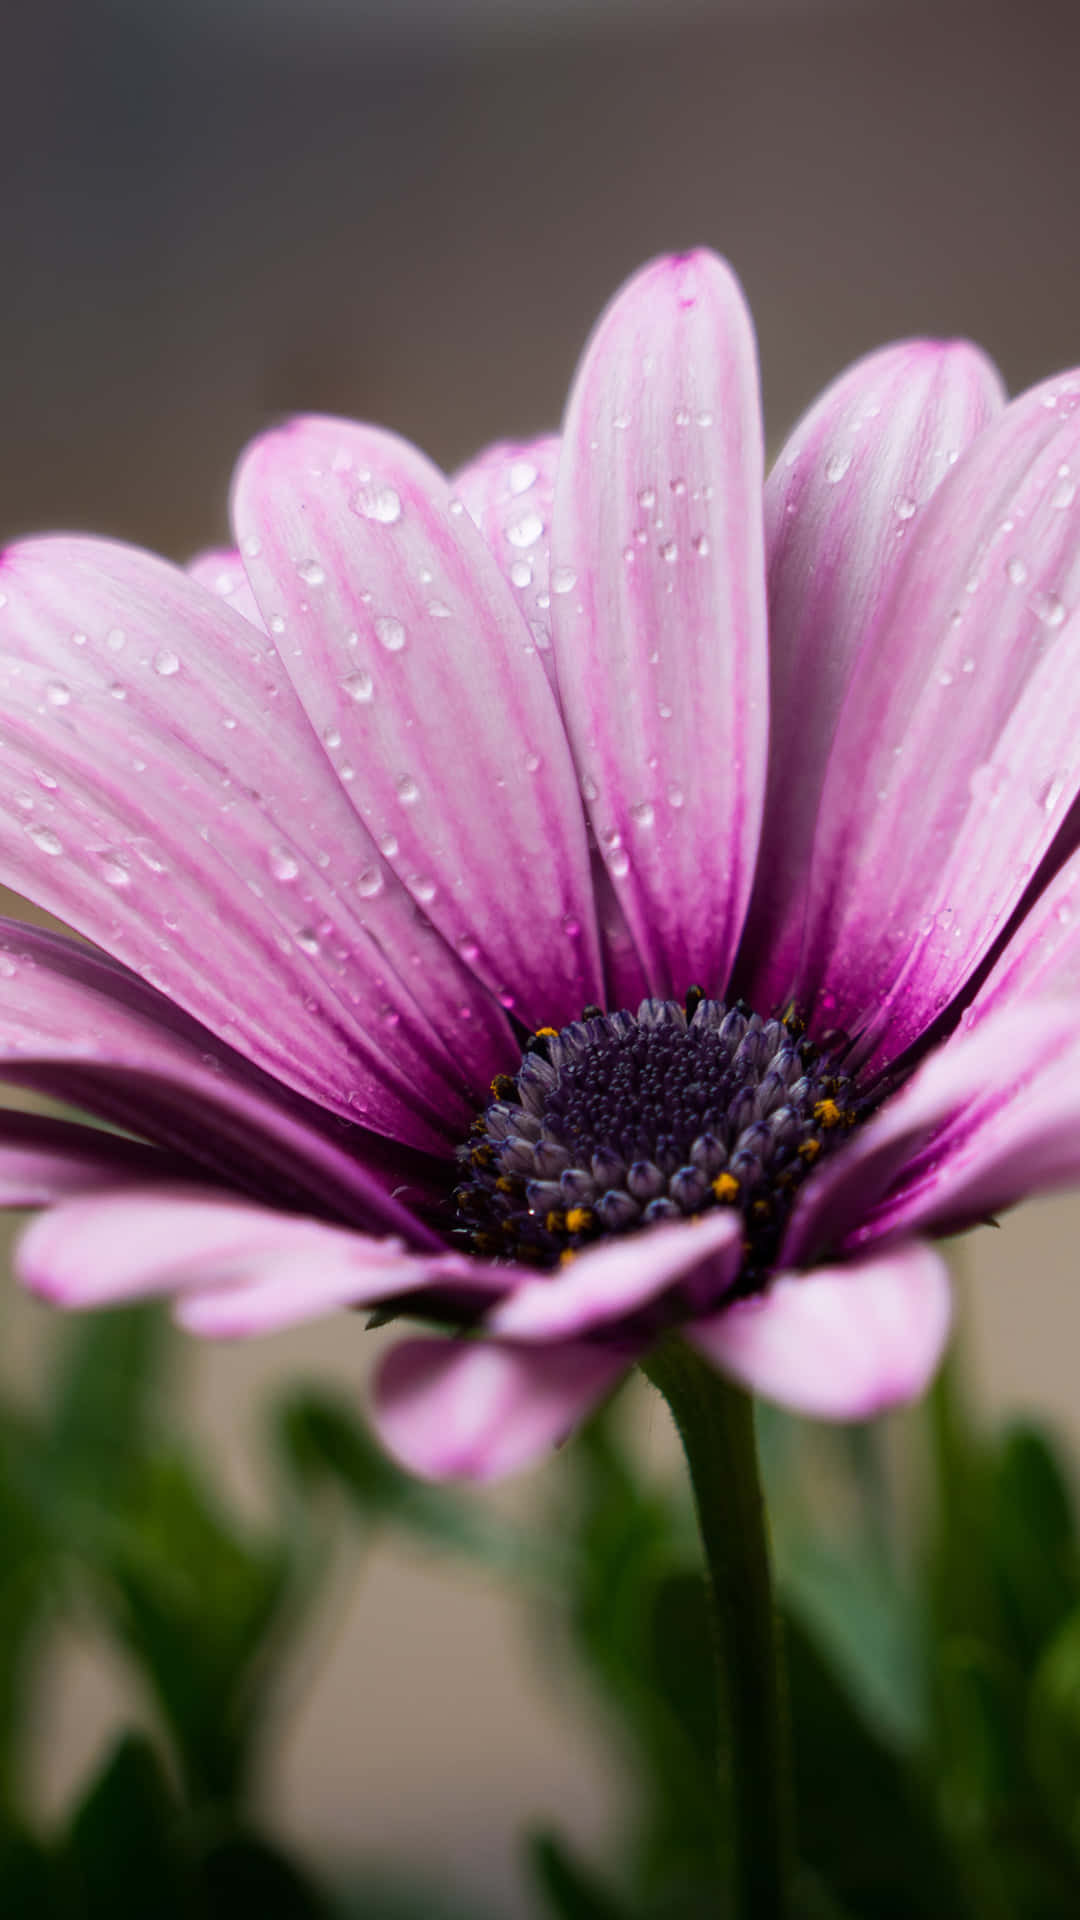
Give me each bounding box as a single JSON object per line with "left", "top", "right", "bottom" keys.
{"left": 356, "top": 865, "right": 383, "bottom": 898}
{"left": 353, "top": 483, "right": 402, "bottom": 524}
{"left": 297, "top": 559, "right": 326, "bottom": 587}
{"left": 342, "top": 669, "right": 375, "bottom": 702}
{"left": 659, "top": 540, "right": 678, "bottom": 564}
{"left": 508, "top": 459, "right": 538, "bottom": 495}
{"left": 379, "top": 833, "right": 399, "bottom": 858}
{"left": 510, "top": 560, "right": 532, "bottom": 589}
{"left": 153, "top": 650, "right": 181, "bottom": 677}
{"left": 322, "top": 726, "right": 342, "bottom": 749}
{"left": 105, "top": 628, "right": 126, "bottom": 653}
{"left": 426, "top": 599, "right": 452, "bottom": 620}
{"left": 45, "top": 681, "right": 71, "bottom": 707}
{"left": 551, "top": 567, "right": 577, "bottom": 595}
{"left": 691, "top": 532, "right": 710, "bottom": 556}
{"left": 825, "top": 451, "right": 852, "bottom": 483}
{"left": 1051, "top": 472, "right": 1077, "bottom": 510}
{"left": 1006, "top": 556, "right": 1028, "bottom": 585}
{"left": 397, "top": 775, "right": 420, "bottom": 805}
{"left": 667, "top": 782, "right": 685, "bottom": 808}
{"left": 630, "top": 800, "right": 656, "bottom": 828}
{"left": 1034, "top": 590, "right": 1067, "bottom": 629}
{"left": 609, "top": 848, "right": 631, "bottom": 878}
{"left": 507, "top": 512, "right": 544, "bottom": 550}
{"left": 894, "top": 496, "right": 917, "bottom": 521}
{"left": 375, "top": 615, "right": 407, "bottom": 652}
{"left": 296, "top": 929, "right": 320, "bottom": 955}
{"left": 637, "top": 487, "right": 657, "bottom": 510}
{"left": 26, "top": 824, "right": 63, "bottom": 856}
{"left": 269, "top": 846, "right": 300, "bottom": 882}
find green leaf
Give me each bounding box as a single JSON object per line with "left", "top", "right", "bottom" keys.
{"left": 990, "top": 1425, "right": 1079, "bottom": 1669}
{"left": 45, "top": 1305, "right": 169, "bottom": 1503}
{"left": 276, "top": 1389, "right": 550, "bottom": 1577}
{"left": 526, "top": 1831, "right": 630, "bottom": 1920}
{"left": 1029, "top": 1607, "right": 1080, "bottom": 1860}
{"left": 195, "top": 1830, "right": 332, "bottom": 1919}
{"left": 98, "top": 1452, "right": 295, "bottom": 1808}
{"left": 0, "top": 1821, "right": 63, "bottom": 1918}
{"left": 63, "top": 1732, "right": 188, "bottom": 1920}
{"left": 787, "top": 1612, "right": 963, "bottom": 1919}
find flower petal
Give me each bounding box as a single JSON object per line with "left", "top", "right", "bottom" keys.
{"left": 0, "top": 917, "right": 443, "bottom": 1240}
{"left": 688, "top": 1241, "right": 952, "bottom": 1419}
{"left": 0, "top": 536, "right": 510, "bottom": 1143}
{"left": 794, "top": 369, "right": 1080, "bottom": 1069}
{"left": 486, "top": 1207, "right": 742, "bottom": 1341}
{"left": 231, "top": 415, "right": 604, "bottom": 1031}
{"left": 452, "top": 437, "right": 560, "bottom": 692}
{"left": 550, "top": 249, "right": 768, "bottom": 1000}
{"left": 16, "top": 1182, "right": 466, "bottom": 1326}
{"left": 0, "top": 1110, "right": 185, "bottom": 1205}
{"left": 186, "top": 547, "right": 265, "bottom": 628}
{"left": 738, "top": 339, "right": 1005, "bottom": 1013}
{"left": 968, "top": 842, "right": 1080, "bottom": 1021}
{"left": 372, "top": 1335, "right": 631, "bottom": 1482}
{"left": 783, "top": 1001, "right": 1080, "bottom": 1264}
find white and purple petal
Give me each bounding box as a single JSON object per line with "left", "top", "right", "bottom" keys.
{"left": 550, "top": 249, "right": 768, "bottom": 1001}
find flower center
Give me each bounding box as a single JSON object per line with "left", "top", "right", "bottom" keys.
{"left": 452, "top": 992, "right": 861, "bottom": 1279}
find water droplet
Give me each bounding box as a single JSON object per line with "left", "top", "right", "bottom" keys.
{"left": 560, "top": 913, "right": 581, "bottom": 939}
{"left": 673, "top": 407, "right": 691, "bottom": 428}
{"left": 894, "top": 496, "right": 917, "bottom": 521}
{"left": 1057, "top": 902, "right": 1074, "bottom": 926}
{"left": 356, "top": 865, "right": 383, "bottom": 898}
{"left": 825, "top": 450, "right": 852, "bottom": 483}
{"left": 524, "top": 751, "right": 541, "bottom": 773}
{"left": 379, "top": 833, "right": 399, "bottom": 858}
{"left": 962, "top": 657, "right": 976, "bottom": 675}
{"left": 458, "top": 934, "right": 481, "bottom": 962}
{"left": 352, "top": 482, "right": 402, "bottom": 524}
{"left": 691, "top": 532, "right": 710, "bottom": 556}
{"left": 108, "top": 682, "right": 127, "bottom": 701}
{"left": 71, "top": 631, "right": 88, "bottom": 648}
{"left": 630, "top": 800, "right": 656, "bottom": 828}
{"left": 508, "top": 459, "right": 538, "bottom": 495}
{"left": 609, "top": 848, "right": 631, "bottom": 878}
{"left": 269, "top": 845, "right": 300, "bottom": 882}
{"left": 375, "top": 615, "right": 407, "bottom": 652}
{"left": 322, "top": 726, "right": 342, "bottom": 749}
{"left": 1051, "top": 474, "right": 1077, "bottom": 510}
{"left": 658, "top": 701, "right": 673, "bottom": 720}
{"left": 426, "top": 599, "right": 452, "bottom": 620}
{"left": 152, "top": 649, "right": 180, "bottom": 678}
{"left": 99, "top": 854, "right": 131, "bottom": 888}
{"left": 342, "top": 669, "right": 375, "bottom": 702}
{"left": 397, "top": 775, "right": 420, "bottom": 805}
{"left": 26, "top": 823, "right": 62, "bottom": 856}
{"left": 1040, "top": 773, "right": 1068, "bottom": 813}
{"left": 33, "top": 769, "right": 57, "bottom": 791}
{"left": 242, "top": 534, "right": 263, "bottom": 558}
{"left": 937, "top": 667, "right": 955, "bottom": 687}
{"left": 667, "top": 782, "right": 685, "bottom": 808}
{"left": 105, "top": 627, "right": 126, "bottom": 653}
{"left": 510, "top": 560, "right": 532, "bottom": 589}
{"left": 269, "top": 615, "right": 286, "bottom": 635}
{"left": 1034, "top": 590, "right": 1067, "bottom": 629}
{"left": 659, "top": 540, "right": 678, "bottom": 564}
{"left": 551, "top": 567, "right": 577, "bottom": 595}
{"left": 507, "top": 511, "right": 543, "bottom": 550}
{"left": 297, "top": 559, "right": 325, "bottom": 587}
{"left": 581, "top": 776, "right": 598, "bottom": 802}
{"left": 409, "top": 875, "right": 437, "bottom": 903}
{"left": 296, "top": 928, "right": 320, "bottom": 956}
{"left": 637, "top": 487, "right": 657, "bottom": 510}
{"left": 696, "top": 409, "right": 714, "bottom": 427}
{"left": 45, "top": 680, "right": 70, "bottom": 707}
{"left": 1006, "top": 556, "right": 1028, "bottom": 585}
{"left": 670, "top": 477, "right": 687, "bottom": 497}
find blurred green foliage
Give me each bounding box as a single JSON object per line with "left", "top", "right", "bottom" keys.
{"left": 3, "top": 1298, "right": 1080, "bottom": 1917}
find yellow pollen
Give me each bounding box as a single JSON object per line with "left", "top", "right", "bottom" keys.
{"left": 534, "top": 1026, "right": 559, "bottom": 1039}
{"left": 544, "top": 1208, "right": 566, "bottom": 1234}
{"left": 495, "top": 1175, "right": 517, "bottom": 1195}
{"left": 565, "top": 1205, "right": 593, "bottom": 1234}
{"left": 711, "top": 1171, "right": 740, "bottom": 1204}
{"left": 812, "top": 1097, "right": 841, "bottom": 1129}
{"left": 559, "top": 1248, "right": 577, "bottom": 1266}
{"left": 798, "top": 1137, "right": 822, "bottom": 1164}
{"left": 490, "top": 1073, "right": 516, "bottom": 1100}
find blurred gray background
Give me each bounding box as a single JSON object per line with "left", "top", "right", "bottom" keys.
{"left": 3, "top": 0, "right": 1080, "bottom": 1910}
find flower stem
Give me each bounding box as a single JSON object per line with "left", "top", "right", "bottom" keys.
{"left": 642, "top": 1338, "right": 793, "bottom": 1918}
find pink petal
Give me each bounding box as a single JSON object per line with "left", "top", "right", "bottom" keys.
{"left": 794, "top": 369, "right": 1080, "bottom": 1070}
{"left": 0, "top": 537, "right": 510, "bottom": 1143}
{"left": 231, "top": 415, "right": 604, "bottom": 1031}
{"left": 688, "top": 1241, "right": 952, "bottom": 1419}
{"left": 486, "top": 1207, "right": 741, "bottom": 1341}
{"left": 372, "top": 1335, "right": 631, "bottom": 1482}
{"left": 738, "top": 339, "right": 1004, "bottom": 1014}
{"left": 550, "top": 249, "right": 768, "bottom": 1000}
{"left": 0, "top": 917, "right": 442, "bottom": 1241}
{"left": 0, "top": 1110, "right": 183, "bottom": 1205}
{"left": 16, "top": 1182, "right": 473, "bottom": 1327}
{"left": 186, "top": 547, "right": 265, "bottom": 628}
{"left": 968, "top": 842, "right": 1080, "bottom": 1021}
{"left": 783, "top": 1001, "right": 1080, "bottom": 1265}
{"left": 452, "top": 437, "right": 560, "bottom": 693}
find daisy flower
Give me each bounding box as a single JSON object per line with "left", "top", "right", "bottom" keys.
{"left": 4, "top": 249, "right": 1080, "bottom": 1482}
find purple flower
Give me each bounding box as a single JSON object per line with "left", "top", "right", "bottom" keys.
{"left": 4, "top": 249, "right": 1080, "bottom": 1480}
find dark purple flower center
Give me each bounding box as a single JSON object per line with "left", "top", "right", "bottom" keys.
{"left": 452, "top": 992, "right": 861, "bottom": 1280}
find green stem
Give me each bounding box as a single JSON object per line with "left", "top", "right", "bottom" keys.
{"left": 642, "top": 1338, "right": 793, "bottom": 1919}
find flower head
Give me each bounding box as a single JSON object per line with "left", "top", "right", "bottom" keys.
{"left": 6, "top": 249, "right": 1080, "bottom": 1478}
